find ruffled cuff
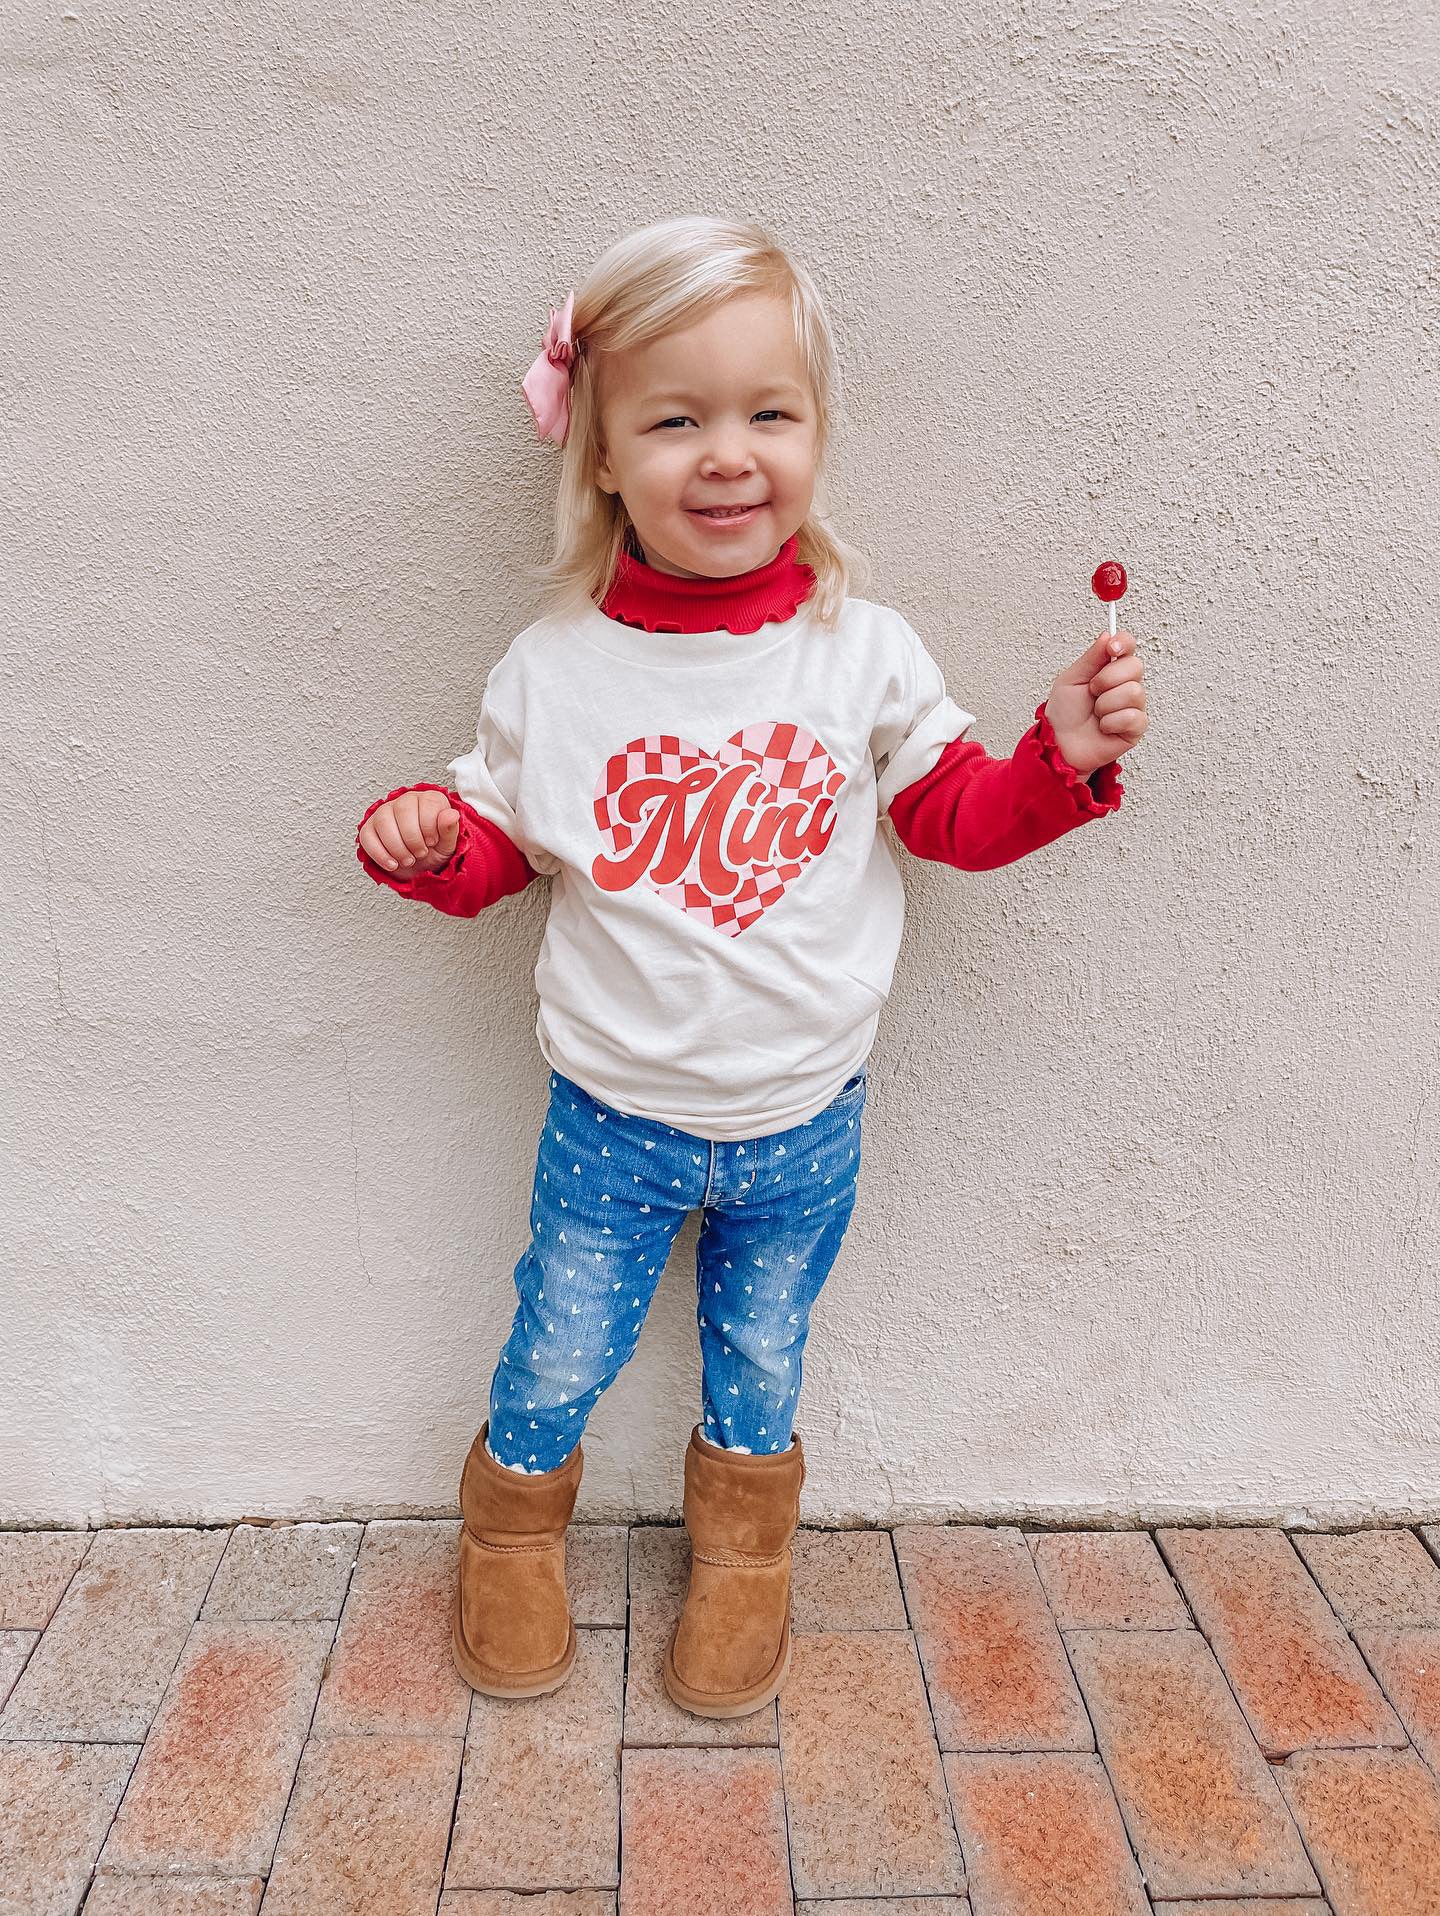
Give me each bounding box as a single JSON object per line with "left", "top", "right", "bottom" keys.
{"left": 1031, "top": 701, "right": 1125, "bottom": 817}
{"left": 355, "top": 782, "right": 489, "bottom": 898}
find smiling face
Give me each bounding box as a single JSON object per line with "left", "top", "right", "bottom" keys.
{"left": 593, "top": 291, "right": 819, "bottom": 580}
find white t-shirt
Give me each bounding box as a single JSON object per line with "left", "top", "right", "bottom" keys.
{"left": 446, "top": 595, "right": 977, "bottom": 1140}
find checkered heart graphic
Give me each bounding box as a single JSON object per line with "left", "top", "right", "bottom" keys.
{"left": 591, "top": 720, "right": 845, "bottom": 936}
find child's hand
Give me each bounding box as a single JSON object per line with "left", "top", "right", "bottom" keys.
{"left": 1043, "top": 629, "right": 1148, "bottom": 778}
{"left": 358, "top": 789, "right": 461, "bottom": 875}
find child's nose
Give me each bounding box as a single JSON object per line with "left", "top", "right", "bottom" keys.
{"left": 703, "top": 436, "right": 755, "bottom": 470}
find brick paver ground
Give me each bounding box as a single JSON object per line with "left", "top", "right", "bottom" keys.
{"left": 4, "top": 1518, "right": 1440, "bottom": 1914}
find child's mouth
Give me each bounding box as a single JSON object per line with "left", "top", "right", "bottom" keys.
{"left": 688, "top": 504, "right": 766, "bottom": 526}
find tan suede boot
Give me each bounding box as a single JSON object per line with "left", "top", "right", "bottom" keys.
{"left": 662, "top": 1424, "right": 806, "bottom": 1718}
{"left": 452, "top": 1419, "right": 584, "bottom": 1698}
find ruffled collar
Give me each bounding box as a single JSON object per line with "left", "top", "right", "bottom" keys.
{"left": 597, "top": 531, "right": 817, "bottom": 634}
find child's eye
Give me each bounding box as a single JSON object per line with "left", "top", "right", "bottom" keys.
{"left": 654, "top": 410, "right": 787, "bottom": 429}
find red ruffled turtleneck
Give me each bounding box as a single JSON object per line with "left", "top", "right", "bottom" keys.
{"left": 598, "top": 532, "right": 817, "bottom": 634}
{"left": 354, "top": 535, "right": 1123, "bottom": 916}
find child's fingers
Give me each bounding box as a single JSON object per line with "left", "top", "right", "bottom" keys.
{"left": 392, "top": 790, "right": 441, "bottom": 858}
{"left": 1088, "top": 654, "right": 1145, "bottom": 695}
{"left": 358, "top": 819, "right": 398, "bottom": 870}
{"left": 1093, "top": 683, "right": 1147, "bottom": 718}
{"left": 1073, "top": 627, "right": 1133, "bottom": 681}
{"left": 420, "top": 794, "right": 458, "bottom": 846}
{"left": 363, "top": 794, "right": 465, "bottom": 875}
{"left": 365, "top": 811, "right": 410, "bottom": 869}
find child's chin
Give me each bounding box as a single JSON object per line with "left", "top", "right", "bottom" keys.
{"left": 684, "top": 515, "right": 780, "bottom": 559}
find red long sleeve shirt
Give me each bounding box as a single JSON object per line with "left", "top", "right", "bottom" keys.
{"left": 355, "top": 536, "right": 1122, "bottom": 916}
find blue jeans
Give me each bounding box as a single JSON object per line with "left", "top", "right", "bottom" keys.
{"left": 485, "top": 1065, "right": 869, "bottom": 1472}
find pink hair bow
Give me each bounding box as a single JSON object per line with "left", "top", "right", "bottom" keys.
{"left": 521, "top": 291, "right": 579, "bottom": 446}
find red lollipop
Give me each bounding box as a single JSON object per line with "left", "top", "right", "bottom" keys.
{"left": 1090, "top": 559, "right": 1127, "bottom": 638}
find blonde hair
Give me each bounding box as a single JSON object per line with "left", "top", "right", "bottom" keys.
{"left": 522, "top": 215, "right": 870, "bottom": 630}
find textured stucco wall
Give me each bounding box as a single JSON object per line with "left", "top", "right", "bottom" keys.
{"left": 4, "top": 1, "right": 1437, "bottom": 1527}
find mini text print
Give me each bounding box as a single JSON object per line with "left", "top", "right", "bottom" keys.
{"left": 591, "top": 721, "right": 845, "bottom": 936}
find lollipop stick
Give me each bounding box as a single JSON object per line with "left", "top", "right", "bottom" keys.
{"left": 1108, "top": 601, "right": 1117, "bottom": 639}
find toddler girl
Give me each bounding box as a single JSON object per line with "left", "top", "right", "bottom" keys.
{"left": 355, "top": 215, "right": 1148, "bottom": 1719}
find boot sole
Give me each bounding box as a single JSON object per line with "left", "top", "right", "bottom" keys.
{"left": 660, "top": 1609, "right": 792, "bottom": 1718}
{"left": 450, "top": 1588, "right": 577, "bottom": 1699}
